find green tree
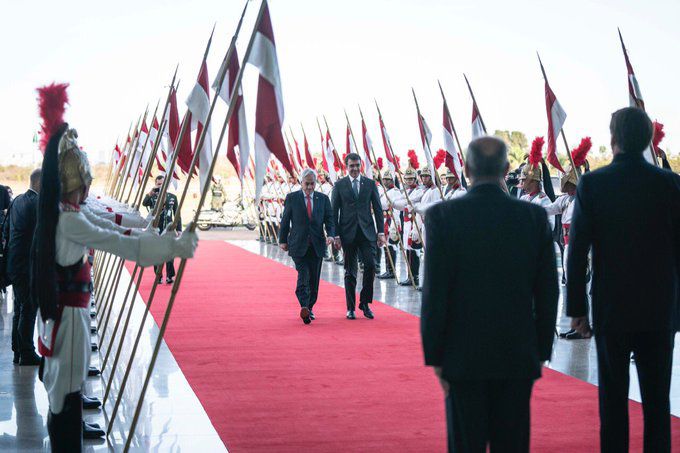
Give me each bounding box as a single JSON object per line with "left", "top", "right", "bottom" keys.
{"left": 494, "top": 129, "right": 529, "bottom": 167}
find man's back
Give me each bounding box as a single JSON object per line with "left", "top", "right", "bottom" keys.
{"left": 7, "top": 190, "right": 38, "bottom": 280}
{"left": 567, "top": 153, "right": 680, "bottom": 333}
{"left": 421, "top": 184, "right": 558, "bottom": 380}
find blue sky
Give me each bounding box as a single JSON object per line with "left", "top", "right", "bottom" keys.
{"left": 1, "top": 0, "right": 678, "bottom": 166}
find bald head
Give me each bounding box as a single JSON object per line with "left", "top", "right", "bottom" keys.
{"left": 465, "top": 136, "right": 509, "bottom": 183}
{"left": 30, "top": 168, "right": 42, "bottom": 192}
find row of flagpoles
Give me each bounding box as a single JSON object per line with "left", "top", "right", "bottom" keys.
{"left": 107, "top": 26, "right": 665, "bottom": 209}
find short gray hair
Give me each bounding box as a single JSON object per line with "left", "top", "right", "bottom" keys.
{"left": 300, "top": 168, "right": 317, "bottom": 181}
{"left": 465, "top": 136, "right": 508, "bottom": 179}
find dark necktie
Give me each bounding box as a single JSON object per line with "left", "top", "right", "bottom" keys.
{"left": 352, "top": 178, "right": 359, "bottom": 197}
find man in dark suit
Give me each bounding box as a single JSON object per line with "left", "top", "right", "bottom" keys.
{"left": 143, "top": 175, "right": 181, "bottom": 284}
{"left": 279, "top": 169, "right": 335, "bottom": 324}
{"left": 8, "top": 169, "right": 41, "bottom": 365}
{"left": 567, "top": 107, "right": 680, "bottom": 453}
{"left": 331, "top": 153, "right": 386, "bottom": 320}
{"left": 421, "top": 137, "right": 559, "bottom": 452}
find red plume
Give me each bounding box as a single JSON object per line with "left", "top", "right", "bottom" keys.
{"left": 377, "top": 157, "right": 384, "bottom": 170}
{"left": 434, "top": 149, "right": 446, "bottom": 169}
{"left": 571, "top": 137, "right": 592, "bottom": 167}
{"left": 313, "top": 157, "right": 318, "bottom": 167}
{"left": 407, "top": 149, "right": 420, "bottom": 169}
{"left": 529, "top": 137, "right": 544, "bottom": 167}
{"left": 37, "top": 82, "right": 69, "bottom": 152}
{"left": 652, "top": 121, "right": 665, "bottom": 150}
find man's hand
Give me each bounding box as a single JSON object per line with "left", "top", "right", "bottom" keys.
{"left": 325, "top": 237, "right": 333, "bottom": 246}
{"left": 434, "top": 367, "right": 449, "bottom": 397}
{"left": 279, "top": 243, "right": 288, "bottom": 252}
{"left": 571, "top": 316, "right": 592, "bottom": 338}
{"left": 334, "top": 237, "right": 342, "bottom": 250}
{"left": 377, "top": 233, "right": 387, "bottom": 248}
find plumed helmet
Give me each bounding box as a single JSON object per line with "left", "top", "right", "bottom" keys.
{"left": 561, "top": 137, "right": 592, "bottom": 192}
{"left": 58, "top": 128, "right": 92, "bottom": 194}
{"left": 520, "top": 137, "right": 544, "bottom": 183}
{"left": 381, "top": 170, "right": 394, "bottom": 180}
{"left": 420, "top": 165, "right": 432, "bottom": 177}
{"left": 403, "top": 167, "right": 417, "bottom": 179}
{"left": 445, "top": 168, "right": 458, "bottom": 180}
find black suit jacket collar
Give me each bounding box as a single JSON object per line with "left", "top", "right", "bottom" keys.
{"left": 468, "top": 183, "right": 506, "bottom": 197}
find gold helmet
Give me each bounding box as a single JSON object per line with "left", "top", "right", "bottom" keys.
{"left": 58, "top": 128, "right": 93, "bottom": 194}
{"left": 381, "top": 170, "right": 394, "bottom": 181}
{"left": 519, "top": 137, "right": 544, "bottom": 183}
{"left": 420, "top": 165, "right": 432, "bottom": 177}
{"left": 445, "top": 168, "right": 459, "bottom": 180}
{"left": 403, "top": 167, "right": 417, "bottom": 179}
{"left": 561, "top": 137, "right": 592, "bottom": 192}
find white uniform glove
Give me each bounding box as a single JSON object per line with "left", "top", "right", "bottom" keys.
{"left": 173, "top": 223, "right": 198, "bottom": 259}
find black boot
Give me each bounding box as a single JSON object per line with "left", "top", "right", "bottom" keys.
{"left": 48, "top": 391, "right": 83, "bottom": 452}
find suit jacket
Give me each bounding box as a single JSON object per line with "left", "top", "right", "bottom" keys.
{"left": 331, "top": 176, "right": 383, "bottom": 243}
{"left": 421, "top": 184, "right": 559, "bottom": 380}
{"left": 279, "top": 190, "right": 335, "bottom": 258}
{"left": 567, "top": 152, "right": 680, "bottom": 333}
{"left": 7, "top": 189, "right": 38, "bottom": 281}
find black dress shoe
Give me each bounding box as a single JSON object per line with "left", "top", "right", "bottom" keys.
{"left": 157, "top": 278, "right": 163, "bottom": 284}
{"left": 166, "top": 277, "right": 174, "bottom": 284}
{"left": 399, "top": 279, "right": 416, "bottom": 287}
{"left": 565, "top": 330, "right": 590, "bottom": 340}
{"left": 13, "top": 351, "right": 19, "bottom": 364}
{"left": 559, "top": 329, "right": 574, "bottom": 339}
{"left": 309, "top": 310, "right": 315, "bottom": 320}
{"left": 323, "top": 257, "right": 333, "bottom": 262}
{"left": 88, "top": 367, "right": 101, "bottom": 377}
{"left": 82, "top": 395, "right": 102, "bottom": 410}
{"left": 335, "top": 259, "right": 344, "bottom": 266}
{"left": 90, "top": 311, "right": 96, "bottom": 319}
{"left": 377, "top": 272, "right": 395, "bottom": 279}
{"left": 90, "top": 326, "right": 97, "bottom": 334}
{"left": 346, "top": 310, "right": 356, "bottom": 320}
{"left": 91, "top": 343, "right": 98, "bottom": 352}
{"left": 19, "top": 352, "right": 41, "bottom": 366}
{"left": 82, "top": 421, "right": 105, "bottom": 439}
{"left": 359, "top": 304, "right": 374, "bottom": 319}
{"left": 300, "top": 307, "right": 311, "bottom": 324}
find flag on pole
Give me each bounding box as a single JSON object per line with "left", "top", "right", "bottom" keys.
{"left": 323, "top": 129, "right": 338, "bottom": 182}
{"left": 214, "top": 49, "right": 250, "bottom": 183}
{"left": 167, "top": 87, "right": 193, "bottom": 175}
{"left": 442, "top": 104, "right": 464, "bottom": 178}
{"left": 544, "top": 80, "right": 567, "bottom": 173}
{"left": 247, "top": 0, "right": 293, "bottom": 200}
{"left": 302, "top": 128, "right": 314, "bottom": 168}
{"left": 186, "top": 60, "right": 214, "bottom": 192}
{"left": 417, "top": 111, "right": 436, "bottom": 173}
{"left": 360, "top": 117, "right": 375, "bottom": 167}
{"left": 471, "top": 102, "right": 485, "bottom": 139}
{"left": 378, "top": 113, "right": 397, "bottom": 172}
{"left": 619, "top": 29, "right": 644, "bottom": 110}
{"left": 291, "top": 132, "right": 305, "bottom": 169}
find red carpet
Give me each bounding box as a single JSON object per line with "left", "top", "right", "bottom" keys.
{"left": 128, "top": 241, "right": 680, "bottom": 452}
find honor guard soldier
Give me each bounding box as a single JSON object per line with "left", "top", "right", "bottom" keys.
{"left": 443, "top": 168, "right": 467, "bottom": 200}
{"left": 210, "top": 175, "right": 226, "bottom": 212}
{"left": 518, "top": 137, "right": 555, "bottom": 230}
{"left": 393, "top": 153, "right": 424, "bottom": 287}
{"left": 415, "top": 165, "right": 442, "bottom": 218}
{"left": 33, "top": 88, "right": 198, "bottom": 452}
{"left": 378, "top": 170, "right": 401, "bottom": 279}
